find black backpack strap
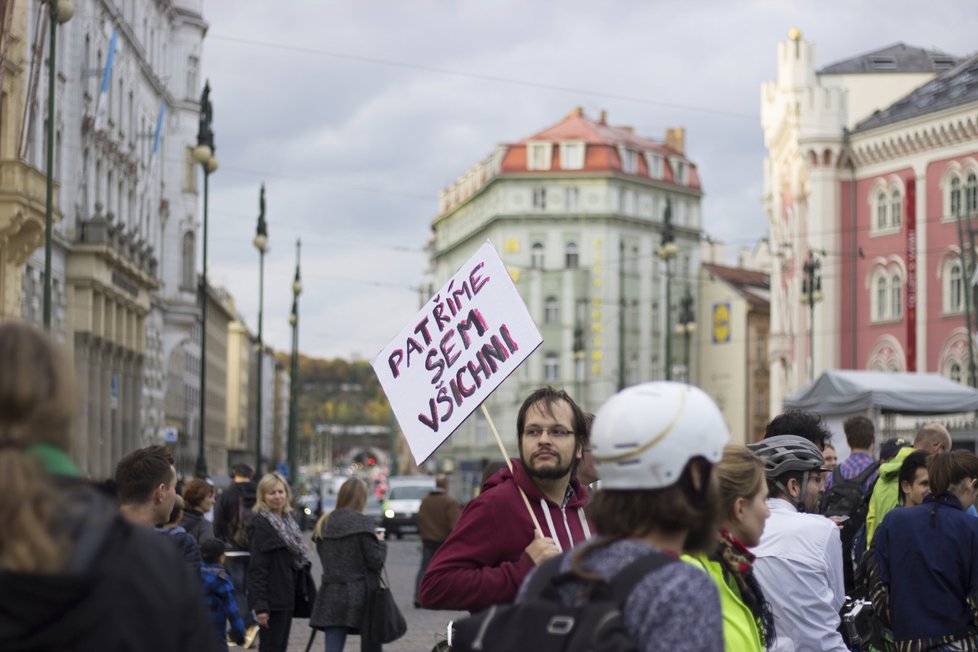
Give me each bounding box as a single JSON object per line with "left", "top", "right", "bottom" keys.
{"left": 853, "top": 461, "right": 880, "bottom": 486}
{"left": 607, "top": 551, "right": 677, "bottom": 602}
{"left": 833, "top": 466, "right": 844, "bottom": 484}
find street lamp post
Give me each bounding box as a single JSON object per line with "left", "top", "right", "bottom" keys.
{"left": 42, "top": 0, "right": 74, "bottom": 330}
{"left": 676, "top": 286, "right": 696, "bottom": 383}
{"left": 288, "top": 239, "right": 302, "bottom": 483}
{"left": 800, "top": 250, "right": 823, "bottom": 382}
{"left": 254, "top": 185, "right": 268, "bottom": 476}
{"left": 193, "top": 81, "right": 218, "bottom": 479}
{"left": 657, "top": 199, "right": 678, "bottom": 380}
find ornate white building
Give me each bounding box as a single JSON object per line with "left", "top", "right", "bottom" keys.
{"left": 18, "top": 0, "right": 208, "bottom": 477}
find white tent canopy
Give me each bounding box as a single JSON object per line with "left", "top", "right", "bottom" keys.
{"left": 783, "top": 370, "right": 978, "bottom": 416}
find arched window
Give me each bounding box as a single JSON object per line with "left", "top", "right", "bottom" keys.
{"left": 891, "top": 273, "right": 902, "bottom": 317}
{"left": 967, "top": 172, "right": 977, "bottom": 216}
{"left": 875, "top": 275, "right": 888, "bottom": 321}
{"left": 564, "top": 242, "right": 578, "bottom": 269}
{"left": 544, "top": 296, "right": 559, "bottom": 324}
{"left": 876, "top": 192, "right": 888, "bottom": 228}
{"left": 182, "top": 231, "right": 195, "bottom": 290}
{"left": 949, "top": 360, "right": 963, "bottom": 384}
{"left": 948, "top": 259, "right": 964, "bottom": 313}
{"left": 951, "top": 176, "right": 962, "bottom": 217}
{"left": 531, "top": 243, "right": 544, "bottom": 269}
{"left": 543, "top": 352, "right": 559, "bottom": 382}
{"left": 890, "top": 190, "right": 902, "bottom": 227}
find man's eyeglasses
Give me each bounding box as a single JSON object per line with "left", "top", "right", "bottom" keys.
{"left": 523, "top": 427, "right": 573, "bottom": 440}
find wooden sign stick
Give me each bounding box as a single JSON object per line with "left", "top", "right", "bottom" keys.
{"left": 480, "top": 403, "right": 545, "bottom": 538}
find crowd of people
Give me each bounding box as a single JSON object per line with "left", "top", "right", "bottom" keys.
{"left": 4, "top": 318, "right": 978, "bottom": 651}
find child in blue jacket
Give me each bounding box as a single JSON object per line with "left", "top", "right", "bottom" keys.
{"left": 200, "top": 538, "right": 246, "bottom": 650}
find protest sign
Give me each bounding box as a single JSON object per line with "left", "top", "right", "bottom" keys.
{"left": 372, "top": 240, "right": 542, "bottom": 465}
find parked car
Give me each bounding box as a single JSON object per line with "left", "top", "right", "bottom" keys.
{"left": 382, "top": 476, "right": 435, "bottom": 538}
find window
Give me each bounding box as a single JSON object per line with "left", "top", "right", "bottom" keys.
{"left": 186, "top": 55, "right": 199, "bottom": 100}
{"left": 875, "top": 275, "right": 888, "bottom": 321}
{"left": 565, "top": 242, "right": 578, "bottom": 269}
{"left": 565, "top": 187, "right": 579, "bottom": 211}
{"left": 532, "top": 187, "right": 546, "bottom": 210}
{"left": 891, "top": 273, "right": 902, "bottom": 317}
{"left": 544, "top": 352, "right": 559, "bottom": 382}
{"left": 947, "top": 259, "right": 964, "bottom": 313}
{"left": 544, "top": 297, "right": 559, "bottom": 324}
{"left": 949, "top": 361, "right": 963, "bottom": 384}
{"left": 623, "top": 190, "right": 636, "bottom": 215}
{"left": 560, "top": 142, "right": 585, "bottom": 170}
{"left": 576, "top": 299, "right": 587, "bottom": 323}
{"left": 618, "top": 146, "right": 638, "bottom": 174}
{"left": 531, "top": 243, "right": 544, "bottom": 269}
{"left": 527, "top": 142, "right": 552, "bottom": 171}
{"left": 182, "top": 231, "right": 195, "bottom": 290}
{"left": 891, "top": 190, "right": 902, "bottom": 227}
{"left": 877, "top": 191, "right": 888, "bottom": 228}
{"left": 951, "top": 177, "right": 962, "bottom": 217}
{"left": 630, "top": 245, "right": 640, "bottom": 274}
{"left": 967, "top": 172, "right": 977, "bottom": 216}
{"left": 645, "top": 153, "right": 664, "bottom": 179}
{"left": 673, "top": 159, "right": 688, "bottom": 185}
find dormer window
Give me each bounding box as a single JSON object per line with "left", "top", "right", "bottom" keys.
{"left": 871, "top": 57, "right": 896, "bottom": 70}
{"left": 671, "top": 158, "right": 688, "bottom": 185}
{"left": 645, "top": 152, "right": 664, "bottom": 179}
{"left": 527, "top": 142, "right": 552, "bottom": 171}
{"left": 617, "top": 145, "right": 638, "bottom": 174}
{"left": 560, "top": 142, "right": 585, "bottom": 170}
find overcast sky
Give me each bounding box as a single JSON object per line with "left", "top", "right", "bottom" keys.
{"left": 199, "top": 0, "right": 976, "bottom": 360}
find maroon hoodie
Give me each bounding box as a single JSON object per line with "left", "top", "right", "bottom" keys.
{"left": 418, "top": 459, "right": 592, "bottom": 612}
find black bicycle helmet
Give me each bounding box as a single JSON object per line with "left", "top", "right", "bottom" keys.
{"left": 747, "top": 435, "right": 827, "bottom": 512}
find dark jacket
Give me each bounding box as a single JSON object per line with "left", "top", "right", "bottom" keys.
{"left": 214, "top": 480, "right": 256, "bottom": 547}
{"left": 309, "top": 509, "right": 386, "bottom": 630}
{"left": 419, "top": 459, "right": 592, "bottom": 612}
{"left": 0, "top": 483, "right": 219, "bottom": 652}
{"left": 247, "top": 512, "right": 297, "bottom": 615}
{"left": 157, "top": 525, "right": 202, "bottom": 571}
{"left": 875, "top": 493, "right": 978, "bottom": 647}
{"left": 180, "top": 509, "right": 215, "bottom": 544}
{"left": 417, "top": 489, "right": 460, "bottom": 544}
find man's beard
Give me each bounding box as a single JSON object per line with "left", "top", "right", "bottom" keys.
{"left": 521, "top": 449, "right": 574, "bottom": 480}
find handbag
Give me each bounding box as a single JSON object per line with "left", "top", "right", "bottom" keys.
{"left": 293, "top": 562, "right": 317, "bottom": 619}
{"left": 364, "top": 568, "right": 407, "bottom": 644}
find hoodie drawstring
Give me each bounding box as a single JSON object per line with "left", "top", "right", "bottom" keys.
{"left": 539, "top": 498, "right": 562, "bottom": 552}
{"left": 577, "top": 508, "right": 592, "bottom": 540}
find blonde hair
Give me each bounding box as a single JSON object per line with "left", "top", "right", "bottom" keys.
{"left": 715, "top": 444, "right": 766, "bottom": 521}
{"left": 253, "top": 472, "right": 293, "bottom": 514}
{"left": 0, "top": 322, "right": 76, "bottom": 573}
{"left": 313, "top": 477, "right": 369, "bottom": 539}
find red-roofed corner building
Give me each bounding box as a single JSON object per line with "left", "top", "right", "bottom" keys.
{"left": 762, "top": 28, "right": 976, "bottom": 423}
{"left": 423, "top": 108, "right": 704, "bottom": 493}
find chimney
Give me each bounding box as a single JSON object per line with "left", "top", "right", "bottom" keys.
{"left": 599, "top": 110, "right": 607, "bottom": 125}
{"left": 567, "top": 106, "right": 584, "bottom": 119}
{"left": 665, "top": 127, "right": 685, "bottom": 155}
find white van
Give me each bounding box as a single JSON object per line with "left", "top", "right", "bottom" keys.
{"left": 382, "top": 475, "right": 435, "bottom": 538}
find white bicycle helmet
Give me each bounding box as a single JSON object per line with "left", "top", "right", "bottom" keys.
{"left": 590, "top": 382, "right": 730, "bottom": 490}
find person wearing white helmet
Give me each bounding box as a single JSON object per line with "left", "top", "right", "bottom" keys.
{"left": 516, "top": 381, "right": 728, "bottom": 652}
{"left": 747, "top": 434, "right": 847, "bottom": 652}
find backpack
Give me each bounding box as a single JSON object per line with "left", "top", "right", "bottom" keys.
{"left": 450, "top": 551, "right": 675, "bottom": 652}
{"left": 820, "top": 462, "right": 879, "bottom": 593}
{"left": 229, "top": 494, "right": 255, "bottom": 550}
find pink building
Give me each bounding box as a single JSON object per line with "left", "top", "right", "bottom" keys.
{"left": 763, "top": 30, "right": 976, "bottom": 410}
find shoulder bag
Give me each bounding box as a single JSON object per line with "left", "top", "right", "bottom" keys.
{"left": 364, "top": 567, "right": 407, "bottom": 644}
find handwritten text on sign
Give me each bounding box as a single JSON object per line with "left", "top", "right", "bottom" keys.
{"left": 372, "top": 241, "right": 542, "bottom": 465}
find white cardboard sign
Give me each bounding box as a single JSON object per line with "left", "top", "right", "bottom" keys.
{"left": 372, "top": 240, "right": 542, "bottom": 465}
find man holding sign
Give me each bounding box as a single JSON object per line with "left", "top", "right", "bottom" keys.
{"left": 418, "top": 387, "right": 593, "bottom": 612}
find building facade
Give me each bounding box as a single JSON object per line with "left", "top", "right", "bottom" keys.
{"left": 424, "top": 108, "right": 704, "bottom": 489}
{"left": 698, "top": 256, "right": 771, "bottom": 444}
{"left": 11, "top": 0, "right": 207, "bottom": 477}
{"left": 761, "top": 30, "right": 963, "bottom": 413}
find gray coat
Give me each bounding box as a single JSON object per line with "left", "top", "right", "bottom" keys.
{"left": 309, "top": 509, "right": 386, "bottom": 630}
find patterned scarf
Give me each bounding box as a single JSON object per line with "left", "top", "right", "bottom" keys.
{"left": 717, "top": 529, "right": 776, "bottom": 649}
{"left": 259, "top": 510, "right": 310, "bottom": 569}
